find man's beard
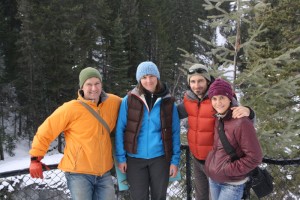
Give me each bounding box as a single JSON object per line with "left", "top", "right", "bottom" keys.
{"left": 194, "top": 88, "right": 205, "bottom": 96}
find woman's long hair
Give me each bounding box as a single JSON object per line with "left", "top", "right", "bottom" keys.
{"left": 137, "top": 80, "right": 162, "bottom": 95}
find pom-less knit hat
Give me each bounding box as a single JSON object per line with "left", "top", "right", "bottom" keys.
{"left": 136, "top": 61, "right": 160, "bottom": 82}
{"left": 187, "top": 64, "right": 211, "bottom": 83}
{"left": 79, "top": 67, "right": 102, "bottom": 88}
{"left": 208, "top": 78, "right": 233, "bottom": 100}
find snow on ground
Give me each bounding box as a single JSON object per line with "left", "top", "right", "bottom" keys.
{"left": 0, "top": 140, "right": 63, "bottom": 173}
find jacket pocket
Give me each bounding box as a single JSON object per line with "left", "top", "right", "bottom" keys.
{"left": 64, "top": 145, "right": 82, "bottom": 170}
{"left": 73, "top": 146, "right": 83, "bottom": 170}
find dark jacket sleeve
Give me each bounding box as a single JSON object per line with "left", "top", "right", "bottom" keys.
{"left": 245, "top": 106, "right": 255, "bottom": 120}
{"left": 177, "top": 102, "right": 188, "bottom": 119}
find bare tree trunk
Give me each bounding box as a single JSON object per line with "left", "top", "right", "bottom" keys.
{"left": 0, "top": 135, "right": 4, "bottom": 160}
{"left": 233, "top": 0, "right": 241, "bottom": 88}
{"left": 0, "top": 105, "right": 4, "bottom": 160}
{"left": 18, "top": 114, "right": 22, "bottom": 137}
{"left": 171, "top": 71, "right": 182, "bottom": 97}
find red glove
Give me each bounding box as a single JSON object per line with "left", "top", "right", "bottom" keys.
{"left": 29, "top": 156, "right": 49, "bottom": 179}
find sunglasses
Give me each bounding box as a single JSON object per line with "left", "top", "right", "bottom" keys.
{"left": 188, "top": 68, "right": 207, "bottom": 74}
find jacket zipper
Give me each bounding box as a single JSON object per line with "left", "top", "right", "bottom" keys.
{"left": 150, "top": 93, "right": 154, "bottom": 111}
{"left": 98, "top": 107, "right": 104, "bottom": 175}
{"left": 147, "top": 94, "right": 154, "bottom": 157}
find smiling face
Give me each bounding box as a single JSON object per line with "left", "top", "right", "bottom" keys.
{"left": 140, "top": 74, "right": 158, "bottom": 93}
{"left": 211, "top": 95, "right": 231, "bottom": 114}
{"left": 189, "top": 75, "right": 209, "bottom": 98}
{"left": 81, "top": 77, "right": 102, "bottom": 103}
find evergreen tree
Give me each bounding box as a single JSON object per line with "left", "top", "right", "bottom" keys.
{"left": 0, "top": 0, "right": 20, "bottom": 82}
{"left": 135, "top": 0, "right": 181, "bottom": 93}
{"left": 119, "top": 0, "right": 143, "bottom": 81}
{"left": 238, "top": 2, "right": 300, "bottom": 197}
{"left": 191, "top": 1, "right": 300, "bottom": 198}
{"left": 107, "top": 15, "right": 131, "bottom": 96}
{"left": 15, "top": 0, "right": 112, "bottom": 145}
{"left": 237, "top": 0, "right": 300, "bottom": 158}
{"left": 149, "top": 0, "right": 174, "bottom": 82}
{"left": 0, "top": 0, "right": 19, "bottom": 157}
{"left": 14, "top": 0, "right": 43, "bottom": 144}
{"left": 185, "top": 0, "right": 300, "bottom": 199}
{"left": 175, "top": 0, "right": 229, "bottom": 98}
{"left": 190, "top": 0, "right": 300, "bottom": 156}
{"left": 105, "top": 0, "right": 140, "bottom": 90}
{"left": 106, "top": 0, "right": 210, "bottom": 96}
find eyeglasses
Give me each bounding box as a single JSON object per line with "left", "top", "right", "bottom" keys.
{"left": 188, "top": 68, "right": 207, "bottom": 74}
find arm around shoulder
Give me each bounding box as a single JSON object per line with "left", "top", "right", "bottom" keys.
{"left": 177, "top": 102, "right": 188, "bottom": 119}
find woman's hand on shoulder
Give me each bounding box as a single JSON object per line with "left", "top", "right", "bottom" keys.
{"left": 231, "top": 106, "right": 250, "bottom": 119}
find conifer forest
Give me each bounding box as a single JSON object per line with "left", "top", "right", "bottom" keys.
{"left": 0, "top": 0, "right": 299, "bottom": 197}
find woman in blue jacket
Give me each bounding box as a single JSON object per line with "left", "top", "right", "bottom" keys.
{"left": 115, "top": 61, "right": 181, "bottom": 200}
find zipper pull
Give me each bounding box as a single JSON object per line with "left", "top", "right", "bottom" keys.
{"left": 150, "top": 93, "right": 154, "bottom": 110}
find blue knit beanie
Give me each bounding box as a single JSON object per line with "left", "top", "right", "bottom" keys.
{"left": 136, "top": 61, "right": 160, "bottom": 82}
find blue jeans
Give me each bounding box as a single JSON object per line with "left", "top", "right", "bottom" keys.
{"left": 65, "top": 171, "right": 115, "bottom": 200}
{"left": 209, "top": 178, "right": 244, "bottom": 200}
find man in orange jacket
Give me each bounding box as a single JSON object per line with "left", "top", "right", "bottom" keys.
{"left": 177, "top": 64, "right": 255, "bottom": 200}
{"left": 29, "top": 67, "right": 121, "bottom": 200}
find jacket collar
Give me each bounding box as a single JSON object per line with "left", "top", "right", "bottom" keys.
{"left": 215, "top": 109, "right": 233, "bottom": 121}
{"left": 131, "top": 83, "right": 171, "bottom": 99}
{"left": 77, "top": 90, "right": 108, "bottom": 105}
{"left": 186, "top": 89, "right": 209, "bottom": 102}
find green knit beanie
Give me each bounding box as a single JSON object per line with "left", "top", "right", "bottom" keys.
{"left": 79, "top": 67, "right": 102, "bottom": 88}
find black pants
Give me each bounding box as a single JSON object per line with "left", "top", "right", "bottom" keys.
{"left": 127, "top": 156, "right": 169, "bottom": 200}
{"left": 193, "top": 157, "right": 210, "bottom": 200}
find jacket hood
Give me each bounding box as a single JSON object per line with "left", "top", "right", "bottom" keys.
{"left": 145, "top": 82, "right": 169, "bottom": 97}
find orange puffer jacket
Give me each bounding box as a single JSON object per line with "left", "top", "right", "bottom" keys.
{"left": 183, "top": 92, "right": 215, "bottom": 160}
{"left": 30, "top": 91, "right": 121, "bottom": 176}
